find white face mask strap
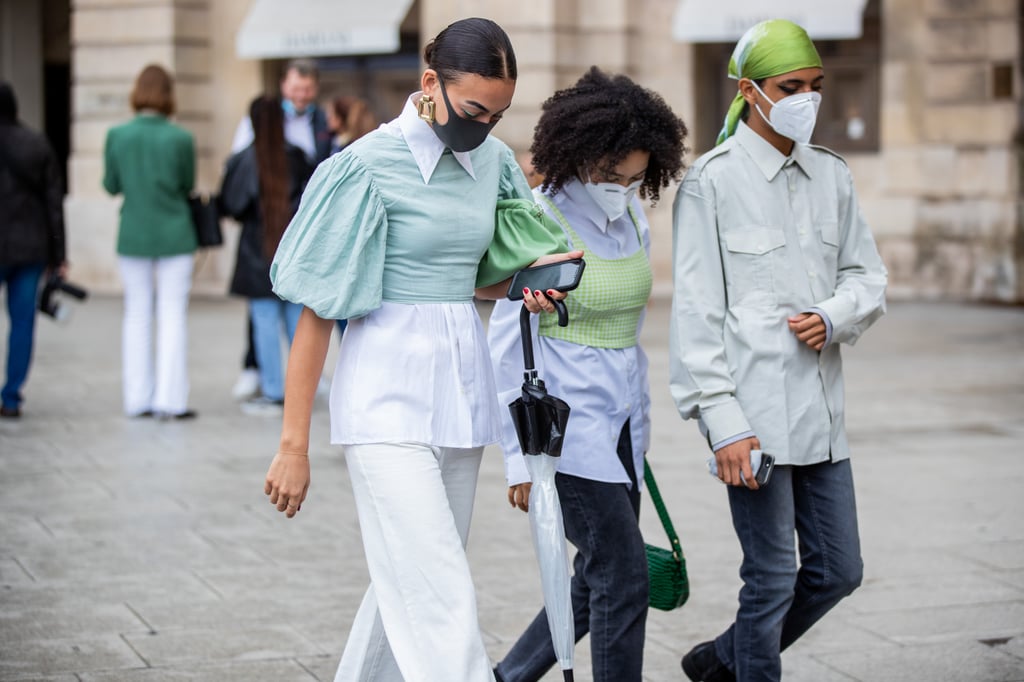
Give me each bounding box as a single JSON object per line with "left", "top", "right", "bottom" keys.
{"left": 749, "top": 80, "right": 776, "bottom": 127}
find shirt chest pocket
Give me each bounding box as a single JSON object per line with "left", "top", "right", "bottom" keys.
{"left": 722, "top": 227, "right": 786, "bottom": 304}
{"left": 817, "top": 220, "right": 840, "bottom": 279}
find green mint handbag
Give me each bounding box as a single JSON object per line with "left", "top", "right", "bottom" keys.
{"left": 644, "top": 457, "right": 690, "bottom": 611}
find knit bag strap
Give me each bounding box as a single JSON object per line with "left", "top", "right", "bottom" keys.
{"left": 643, "top": 457, "right": 684, "bottom": 561}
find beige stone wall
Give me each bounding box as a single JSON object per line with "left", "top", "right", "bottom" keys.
{"left": 421, "top": 0, "right": 691, "bottom": 296}
{"left": 858, "top": 0, "right": 1022, "bottom": 301}
{"left": 61, "top": 0, "right": 1022, "bottom": 301}
{"left": 0, "top": 0, "right": 45, "bottom": 130}
{"left": 66, "top": 0, "right": 261, "bottom": 294}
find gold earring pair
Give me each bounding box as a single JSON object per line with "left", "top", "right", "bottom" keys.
{"left": 417, "top": 94, "right": 435, "bottom": 124}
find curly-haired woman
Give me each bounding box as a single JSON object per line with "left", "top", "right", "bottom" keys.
{"left": 488, "top": 67, "right": 688, "bottom": 682}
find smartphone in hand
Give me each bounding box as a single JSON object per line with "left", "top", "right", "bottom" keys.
{"left": 507, "top": 258, "right": 586, "bottom": 300}
{"left": 707, "top": 449, "right": 776, "bottom": 487}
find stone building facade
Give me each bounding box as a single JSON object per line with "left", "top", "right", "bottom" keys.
{"left": 2, "top": 0, "right": 1021, "bottom": 301}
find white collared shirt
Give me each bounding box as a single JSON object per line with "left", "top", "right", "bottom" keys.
{"left": 230, "top": 105, "right": 316, "bottom": 161}
{"left": 670, "top": 121, "right": 887, "bottom": 465}
{"left": 384, "top": 92, "right": 476, "bottom": 182}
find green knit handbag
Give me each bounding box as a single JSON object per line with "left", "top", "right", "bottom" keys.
{"left": 644, "top": 458, "right": 690, "bottom": 611}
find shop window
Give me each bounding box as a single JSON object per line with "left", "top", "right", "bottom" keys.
{"left": 993, "top": 63, "right": 1014, "bottom": 100}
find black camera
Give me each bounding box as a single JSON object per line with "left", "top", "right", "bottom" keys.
{"left": 39, "top": 275, "right": 88, "bottom": 322}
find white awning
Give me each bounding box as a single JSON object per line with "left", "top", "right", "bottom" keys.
{"left": 672, "top": 0, "right": 868, "bottom": 43}
{"left": 236, "top": 0, "right": 414, "bottom": 59}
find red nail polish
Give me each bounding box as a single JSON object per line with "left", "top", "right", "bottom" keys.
{"left": 534, "top": 290, "right": 542, "bottom": 297}
{"left": 523, "top": 287, "right": 530, "bottom": 295}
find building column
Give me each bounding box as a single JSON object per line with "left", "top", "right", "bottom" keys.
{"left": 0, "top": 0, "right": 44, "bottom": 130}
{"left": 67, "top": 0, "right": 257, "bottom": 294}
{"left": 874, "top": 0, "right": 1021, "bottom": 301}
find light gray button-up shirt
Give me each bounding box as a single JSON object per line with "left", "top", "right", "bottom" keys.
{"left": 669, "top": 121, "right": 887, "bottom": 465}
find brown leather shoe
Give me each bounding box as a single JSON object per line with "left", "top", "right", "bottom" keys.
{"left": 0, "top": 405, "right": 20, "bottom": 418}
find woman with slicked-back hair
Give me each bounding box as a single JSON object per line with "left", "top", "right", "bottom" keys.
{"left": 262, "top": 18, "right": 580, "bottom": 681}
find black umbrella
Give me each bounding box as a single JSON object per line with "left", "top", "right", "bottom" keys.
{"left": 508, "top": 300, "right": 575, "bottom": 681}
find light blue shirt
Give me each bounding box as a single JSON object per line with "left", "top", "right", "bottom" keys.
{"left": 231, "top": 105, "right": 316, "bottom": 160}
{"left": 488, "top": 179, "right": 652, "bottom": 486}
{"left": 670, "top": 121, "right": 887, "bottom": 466}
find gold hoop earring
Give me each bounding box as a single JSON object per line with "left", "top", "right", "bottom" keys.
{"left": 417, "top": 94, "right": 435, "bottom": 124}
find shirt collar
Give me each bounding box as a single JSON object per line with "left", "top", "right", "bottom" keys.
{"left": 561, "top": 177, "right": 613, "bottom": 234}
{"left": 284, "top": 106, "right": 312, "bottom": 123}
{"left": 734, "top": 120, "right": 813, "bottom": 181}
{"left": 398, "top": 93, "right": 476, "bottom": 183}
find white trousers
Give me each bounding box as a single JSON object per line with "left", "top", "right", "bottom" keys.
{"left": 118, "top": 254, "right": 193, "bottom": 416}
{"left": 336, "top": 443, "right": 495, "bottom": 682}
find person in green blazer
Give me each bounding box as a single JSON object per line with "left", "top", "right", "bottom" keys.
{"left": 103, "top": 64, "right": 197, "bottom": 420}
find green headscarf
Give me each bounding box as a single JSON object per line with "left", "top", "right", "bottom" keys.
{"left": 716, "top": 19, "right": 822, "bottom": 145}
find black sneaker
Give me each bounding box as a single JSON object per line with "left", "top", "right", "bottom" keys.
{"left": 154, "top": 409, "right": 198, "bottom": 421}
{"left": 682, "top": 641, "right": 735, "bottom": 682}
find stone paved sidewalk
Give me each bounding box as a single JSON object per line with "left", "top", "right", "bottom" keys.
{"left": 1, "top": 296, "right": 1022, "bottom": 681}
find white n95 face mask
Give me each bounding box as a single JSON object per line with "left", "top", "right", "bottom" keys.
{"left": 583, "top": 177, "right": 643, "bottom": 221}
{"left": 751, "top": 80, "right": 821, "bottom": 145}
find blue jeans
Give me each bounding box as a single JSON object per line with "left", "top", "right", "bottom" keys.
{"left": 715, "top": 459, "right": 863, "bottom": 682}
{"left": 249, "top": 297, "right": 301, "bottom": 401}
{"left": 496, "top": 425, "right": 648, "bottom": 682}
{"left": 0, "top": 264, "right": 45, "bottom": 410}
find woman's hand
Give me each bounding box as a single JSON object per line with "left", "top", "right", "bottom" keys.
{"left": 474, "top": 250, "right": 584, "bottom": 303}
{"left": 264, "top": 451, "right": 310, "bottom": 518}
{"left": 521, "top": 249, "right": 584, "bottom": 314}
{"left": 507, "top": 482, "right": 532, "bottom": 513}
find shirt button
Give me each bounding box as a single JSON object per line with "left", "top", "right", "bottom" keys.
{"left": 789, "top": 184, "right": 796, "bottom": 193}
{"left": 799, "top": 228, "right": 807, "bottom": 236}
{"left": 808, "top": 270, "right": 816, "bottom": 277}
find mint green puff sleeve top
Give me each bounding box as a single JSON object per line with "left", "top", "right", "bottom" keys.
{"left": 271, "top": 128, "right": 565, "bottom": 320}
{"left": 270, "top": 150, "right": 387, "bottom": 320}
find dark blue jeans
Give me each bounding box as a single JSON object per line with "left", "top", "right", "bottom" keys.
{"left": 0, "top": 264, "right": 45, "bottom": 410}
{"left": 715, "top": 459, "right": 863, "bottom": 682}
{"left": 496, "top": 425, "right": 648, "bottom": 682}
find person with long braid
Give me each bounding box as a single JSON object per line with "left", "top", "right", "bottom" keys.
{"left": 219, "top": 96, "right": 314, "bottom": 415}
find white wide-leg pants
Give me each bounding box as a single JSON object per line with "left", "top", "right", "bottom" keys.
{"left": 335, "top": 443, "right": 495, "bottom": 682}
{"left": 118, "top": 254, "right": 193, "bottom": 416}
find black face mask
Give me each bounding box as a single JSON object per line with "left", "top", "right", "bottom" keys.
{"left": 431, "top": 77, "right": 499, "bottom": 153}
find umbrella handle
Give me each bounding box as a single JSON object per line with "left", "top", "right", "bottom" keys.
{"left": 553, "top": 299, "right": 569, "bottom": 327}
{"left": 519, "top": 299, "right": 570, "bottom": 371}
{"left": 519, "top": 304, "right": 535, "bottom": 371}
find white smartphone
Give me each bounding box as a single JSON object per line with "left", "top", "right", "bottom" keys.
{"left": 707, "top": 449, "right": 775, "bottom": 486}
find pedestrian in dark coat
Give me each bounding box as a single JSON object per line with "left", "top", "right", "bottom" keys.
{"left": 219, "top": 95, "right": 314, "bottom": 415}
{"left": 0, "top": 81, "right": 66, "bottom": 418}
